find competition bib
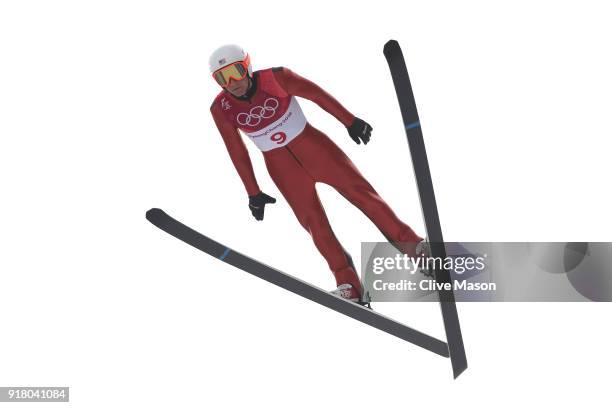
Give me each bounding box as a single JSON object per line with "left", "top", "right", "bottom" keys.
{"left": 242, "top": 97, "right": 307, "bottom": 152}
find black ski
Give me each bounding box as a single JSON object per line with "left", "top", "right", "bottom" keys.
{"left": 146, "top": 208, "right": 449, "bottom": 357}
{"left": 383, "top": 40, "right": 468, "bottom": 378}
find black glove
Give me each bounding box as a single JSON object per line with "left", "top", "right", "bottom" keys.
{"left": 347, "top": 117, "right": 373, "bottom": 145}
{"left": 248, "top": 192, "right": 276, "bottom": 221}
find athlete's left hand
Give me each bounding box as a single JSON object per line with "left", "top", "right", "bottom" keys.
{"left": 347, "top": 117, "right": 372, "bottom": 145}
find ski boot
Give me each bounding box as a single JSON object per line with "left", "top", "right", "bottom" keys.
{"left": 331, "top": 284, "right": 372, "bottom": 309}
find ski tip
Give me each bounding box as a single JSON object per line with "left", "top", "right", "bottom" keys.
{"left": 146, "top": 208, "right": 165, "bottom": 222}
{"left": 383, "top": 39, "right": 400, "bottom": 56}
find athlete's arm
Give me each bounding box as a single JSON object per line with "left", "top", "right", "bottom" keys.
{"left": 273, "top": 67, "right": 372, "bottom": 144}
{"left": 272, "top": 67, "right": 355, "bottom": 127}
{"left": 210, "top": 102, "right": 261, "bottom": 197}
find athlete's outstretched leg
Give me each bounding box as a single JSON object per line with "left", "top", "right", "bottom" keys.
{"left": 300, "top": 128, "right": 423, "bottom": 254}
{"left": 263, "top": 150, "right": 362, "bottom": 294}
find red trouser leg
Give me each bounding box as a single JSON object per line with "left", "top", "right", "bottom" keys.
{"left": 263, "top": 143, "right": 362, "bottom": 293}
{"left": 293, "top": 126, "right": 423, "bottom": 255}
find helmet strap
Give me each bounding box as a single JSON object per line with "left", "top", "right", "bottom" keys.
{"left": 235, "top": 72, "right": 257, "bottom": 101}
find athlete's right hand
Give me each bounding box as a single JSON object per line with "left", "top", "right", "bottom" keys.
{"left": 248, "top": 192, "right": 277, "bottom": 221}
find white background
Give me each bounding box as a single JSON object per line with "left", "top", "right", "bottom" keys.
{"left": 1, "top": 0, "right": 611, "bottom": 406}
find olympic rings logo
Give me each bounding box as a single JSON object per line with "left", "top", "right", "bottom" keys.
{"left": 236, "top": 98, "right": 279, "bottom": 127}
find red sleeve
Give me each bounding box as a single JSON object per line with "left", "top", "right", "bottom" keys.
{"left": 273, "top": 68, "right": 355, "bottom": 127}
{"left": 210, "top": 102, "right": 261, "bottom": 197}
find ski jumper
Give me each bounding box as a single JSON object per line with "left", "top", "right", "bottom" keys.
{"left": 210, "top": 67, "right": 422, "bottom": 293}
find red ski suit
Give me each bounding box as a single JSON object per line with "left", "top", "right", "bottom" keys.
{"left": 211, "top": 67, "right": 421, "bottom": 293}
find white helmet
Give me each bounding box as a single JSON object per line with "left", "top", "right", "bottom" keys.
{"left": 208, "top": 44, "right": 252, "bottom": 75}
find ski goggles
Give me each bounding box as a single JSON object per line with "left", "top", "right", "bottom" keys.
{"left": 212, "top": 55, "right": 250, "bottom": 87}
